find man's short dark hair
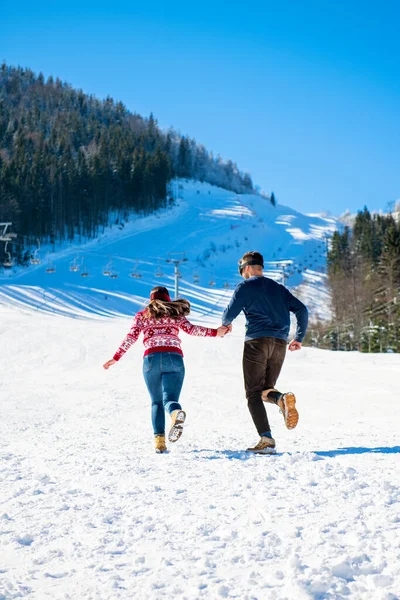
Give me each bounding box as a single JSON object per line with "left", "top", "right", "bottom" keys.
{"left": 238, "top": 251, "right": 264, "bottom": 274}
{"left": 241, "top": 251, "right": 264, "bottom": 265}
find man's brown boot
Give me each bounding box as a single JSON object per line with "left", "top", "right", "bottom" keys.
{"left": 247, "top": 436, "right": 276, "bottom": 454}
{"left": 277, "top": 392, "right": 299, "bottom": 429}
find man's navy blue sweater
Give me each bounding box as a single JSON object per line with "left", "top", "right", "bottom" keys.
{"left": 221, "top": 276, "right": 308, "bottom": 342}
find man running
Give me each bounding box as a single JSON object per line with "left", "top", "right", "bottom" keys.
{"left": 221, "top": 251, "right": 308, "bottom": 454}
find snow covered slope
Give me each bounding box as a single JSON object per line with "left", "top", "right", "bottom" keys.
{"left": 0, "top": 181, "right": 337, "bottom": 320}
{"left": 1, "top": 306, "right": 399, "bottom": 599}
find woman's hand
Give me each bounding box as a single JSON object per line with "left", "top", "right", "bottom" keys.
{"left": 216, "top": 325, "right": 231, "bottom": 337}
{"left": 103, "top": 359, "right": 117, "bottom": 370}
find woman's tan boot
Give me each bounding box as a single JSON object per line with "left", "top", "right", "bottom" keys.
{"left": 155, "top": 435, "right": 167, "bottom": 453}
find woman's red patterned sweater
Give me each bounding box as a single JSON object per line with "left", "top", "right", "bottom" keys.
{"left": 113, "top": 312, "right": 218, "bottom": 360}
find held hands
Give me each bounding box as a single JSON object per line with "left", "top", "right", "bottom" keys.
{"left": 288, "top": 340, "right": 302, "bottom": 352}
{"left": 216, "top": 324, "right": 232, "bottom": 337}
{"left": 103, "top": 359, "right": 117, "bottom": 370}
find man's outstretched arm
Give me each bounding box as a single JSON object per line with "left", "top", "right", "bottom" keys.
{"left": 285, "top": 289, "right": 308, "bottom": 345}
{"left": 221, "top": 284, "right": 246, "bottom": 326}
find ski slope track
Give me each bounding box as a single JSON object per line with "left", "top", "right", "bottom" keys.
{"left": 0, "top": 307, "right": 399, "bottom": 599}
{"left": 0, "top": 180, "right": 336, "bottom": 321}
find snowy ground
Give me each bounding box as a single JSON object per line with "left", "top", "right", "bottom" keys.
{"left": 1, "top": 306, "right": 399, "bottom": 600}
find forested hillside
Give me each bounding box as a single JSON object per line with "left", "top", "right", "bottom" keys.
{"left": 0, "top": 63, "right": 254, "bottom": 253}
{"left": 309, "top": 208, "right": 400, "bottom": 352}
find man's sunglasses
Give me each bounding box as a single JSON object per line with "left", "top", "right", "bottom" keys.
{"left": 238, "top": 259, "right": 264, "bottom": 275}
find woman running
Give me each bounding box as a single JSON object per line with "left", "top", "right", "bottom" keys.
{"left": 103, "top": 286, "right": 228, "bottom": 453}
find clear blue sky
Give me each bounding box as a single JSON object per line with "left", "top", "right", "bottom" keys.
{"left": 3, "top": 0, "right": 400, "bottom": 214}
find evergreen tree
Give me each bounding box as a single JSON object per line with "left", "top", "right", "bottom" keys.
{"left": 0, "top": 63, "right": 255, "bottom": 257}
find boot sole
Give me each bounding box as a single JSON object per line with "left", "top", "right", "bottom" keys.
{"left": 282, "top": 392, "right": 299, "bottom": 429}
{"left": 247, "top": 447, "right": 277, "bottom": 455}
{"left": 168, "top": 410, "right": 186, "bottom": 443}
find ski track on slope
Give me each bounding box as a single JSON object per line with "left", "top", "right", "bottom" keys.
{"left": 0, "top": 180, "right": 337, "bottom": 322}
{"left": 1, "top": 307, "right": 399, "bottom": 600}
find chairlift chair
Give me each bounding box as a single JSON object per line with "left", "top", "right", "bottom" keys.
{"left": 130, "top": 262, "right": 142, "bottom": 278}
{"left": 193, "top": 273, "right": 200, "bottom": 283}
{"left": 209, "top": 279, "right": 216, "bottom": 287}
{"left": 80, "top": 266, "right": 89, "bottom": 277}
{"left": 46, "top": 262, "right": 56, "bottom": 274}
{"left": 30, "top": 239, "right": 41, "bottom": 265}
{"left": 110, "top": 272, "right": 118, "bottom": 279}
{"left": 70, "top": 254, "right": 80, "bottom": 272}
{"left": 155, "top": 266, "right": 164, "bottom": 277}
{"left": 103, "top": 260, "right": 112, "bottom": 276}
{"left": 3, "top": 257, "right": 14, "bottom": 268}
{"left": 3, "top": 241, "right": 14, "bottom": 268}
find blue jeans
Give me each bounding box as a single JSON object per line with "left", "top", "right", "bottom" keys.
{"left": 142, "top": 352, "right": 185, "bottom": 436}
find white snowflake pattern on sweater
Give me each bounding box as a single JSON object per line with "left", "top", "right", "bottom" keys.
{"left": 113, "top": 312, "right": 217, "bottom": 360}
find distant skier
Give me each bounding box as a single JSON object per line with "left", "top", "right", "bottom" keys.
{"left": 221, "top": 251, "right": 308, "bottom": 454}
{"left": 103, "top": 286, "right": 229, "bottom": 453}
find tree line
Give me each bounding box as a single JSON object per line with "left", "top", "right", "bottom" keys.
{"left": 0, "top": 63, "right": 255, "bottom": 260}
{"left": 305, "top": 207, "right": 400, "bottom": 352}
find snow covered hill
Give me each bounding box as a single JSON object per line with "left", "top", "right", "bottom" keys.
{"left": 0, "top": 180, "right": 337, "bottom": 321}
{"left": 1, "top": 307, "right": 399, "bottom": 599}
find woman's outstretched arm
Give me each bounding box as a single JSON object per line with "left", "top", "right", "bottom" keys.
{"left": 103, "top": 313, "right": 143, "bottom": 369}
{"left": 178, "top": 317, "right": 228, "bottom": 338}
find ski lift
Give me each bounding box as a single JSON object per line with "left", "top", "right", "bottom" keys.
{"left": 80, "top": 265, "right": 89, "bottom": 277}
{"left": 0, "top": 223, "right": 14, "bottom": 242}
{"left": 193, "top": 273, "right": 200, "bottom": 283}
{"left": 222, "top": 282, "right": 230, "bottom": 289}
{"left": 45, "top": 261, "right": 56, "bottom": 274}
{"left": 155, "top": 264, "right": 164, "bottom": 277}
{"left": 130, "top": 262, "right": 142, "bottom": 278}
{"left": 70, "top": 255, "right": 80, "bottom": 272}
{"left": 102, "top": 259, "right": 112, "bottom": 276}
{"left": 30, "top": 239, "right": 41, "bottom": 265}
{"left": 110, "top": 272, "right": 118, "bottom": 279}
{"left": 209, "top": 279, "right": 216, "bottom": 287}
{"left": 3, "top": 241, "right": 14, "bottom": 268}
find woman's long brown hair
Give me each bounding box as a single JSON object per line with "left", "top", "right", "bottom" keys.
{"left": 144, "top": 286, "right": 190, "bottom": 320}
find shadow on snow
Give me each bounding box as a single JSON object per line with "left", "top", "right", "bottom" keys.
{"left": 313, "top": 446, "right": 400, "bottom": 458}
{"left": 189, "top": 446, "right": 400, "bottom": 460}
